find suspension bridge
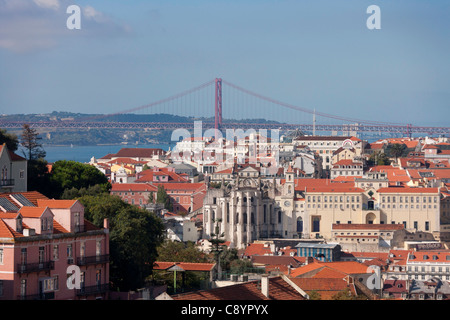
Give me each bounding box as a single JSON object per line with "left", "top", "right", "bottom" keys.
{"left": 1, "top": 78, "right": 449, "bottom": 137}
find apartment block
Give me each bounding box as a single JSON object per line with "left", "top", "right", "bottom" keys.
{"left": 0, "top": 193, "right": 109, "bottom": 300}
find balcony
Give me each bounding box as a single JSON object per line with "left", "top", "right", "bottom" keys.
{"left": 0, "top": 179, "right": 14, "bottom": 187}
{"left": 17, "top": 292, "right": 55, "bottom": 300}
{"left": 76, "top": 283, "right": 109, "bottom": 296}
{"left": 77, "top": 254, "right": 110, "bottom": 266}
{"left": 362, "top": 203, "right": 380, "bottom": 211}
{"left": 74, "top": 224, "right": 87, "bottom": 233}
{"left": 17, "top": 261, "right": 55, "bottom": 274}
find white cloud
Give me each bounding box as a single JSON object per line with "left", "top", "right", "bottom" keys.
{"left": 83, "top": 5, "right": 102, "bottom": 20}
{"left": 0, "top": 1, "right": 132, "bottom": 53}
{"left": 33, "top": 0, "right": 60, "bottom": 10}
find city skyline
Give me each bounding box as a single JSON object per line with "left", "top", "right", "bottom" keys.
{"left": 0, "top": 0, "right": 449, "bottom": 127}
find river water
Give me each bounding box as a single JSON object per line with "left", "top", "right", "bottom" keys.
{"left": 40, "top": 144, "right": 172, "bottom": 163}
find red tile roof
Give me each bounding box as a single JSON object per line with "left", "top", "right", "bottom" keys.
{"left": 377, "top": 187, "right": 439, "bottom": 194}
{"left": 37, "top": 199, "right": 78, "bottom": 209}
{"left": 153, "top": 261, "right": 216, "bottom": 272}
{"left": 0, "top": 218, "right": 23, "bottom": 239}
{"left": 171, "top": 276, "right": 306, "bottom": 300}
{"left": 290, "top": 261, "right": 370, "bottom": 278}
{"left": 289, "top": 277, "right": 356, "bottom": 300}
{"left": 18, "top": 207, "right": 48, "bottom": 218}
{"left": 110, "top": 183, "right": 158, "bottom": 192}
{"left": 243, "top": 243, "right": 274, "bottom": 257}
{"left": 332, "top": 224, "right": 404, "bottom": 230}
{"left": 0, "top": 191, "right": 49, "bottom": 207}
{"left": 114, "top": 148, "right": 166, "bottom": 158}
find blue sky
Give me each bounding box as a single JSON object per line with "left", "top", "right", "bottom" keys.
{"left": 0, "top": 0, "right": 449, "bottom": 126}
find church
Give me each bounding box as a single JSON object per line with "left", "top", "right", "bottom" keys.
{"left": 203, "top": 166, "right": 303, "bottom": 249}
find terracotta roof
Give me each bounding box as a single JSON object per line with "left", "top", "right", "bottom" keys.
{"left": 290, "top": 261, "right": 370, "bottom": 278}
{"left": 153, "top": 261, "right": 216, "bottom": 272}
{"left": 332, "top": 159, "right": 362, "bottom": 167}
{"left": 18, "top": 206, "right": 49, "bottom": 218}
{"left": 0, "top": 191, "right": 49, "bottom": 206}
{"left": 114, "top": 148, "right": 166, "bottom": 158}
{"left": 154, "top": 183, "right": 206, "bottom": 192}
{"left": 172, "top": 276, "right": 306, "bottom": 300}
{"left": 0, "top": 218, "right": 23, "bottom": 239}
{"left": 408, "top": 251, "right": 450, "bottom": 263}
{"left": 305, "top": 186, "right": 365, "bottom": 193}
{"left": 37, "top": 199, "right": 77, "bottom": 209}
{"left": 111, "top": 183, "right": 157, "bottom": 192}
{"left": 52, "top": 220, "right": 69, "bottom": 234}
{"left": 251, "top": 255, "right": 303, "bottom": 269}
{"left": 289, "top": 277, "right": 356, "bottom": 300}
{"left": 377, "top": 187, "right": 439, "bottom": 194}
{"left": 243, "top": 243, "right": 274, "bottom": 257}
{"left": 332, "top": 224, "right": 404, "bottom": 230}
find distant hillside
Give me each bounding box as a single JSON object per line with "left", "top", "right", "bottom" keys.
{"left": 1, "top": 111, "right": 281, "bottom": 124}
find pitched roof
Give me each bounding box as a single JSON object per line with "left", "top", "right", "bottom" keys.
{"left": 0, "top": 191, "right": 49, "bottom": 206}
{"left": 18, "top": 206, "right": 49, "bottom": 218}
{"left": 290, "top": 261, "right": 370, "bottom": 278}
{"left": 289, "top": 277, "right": 356, "bottom": 300}
{"left": 243, "top": 243, "right": 274, "bottom": 257}
{"left": 377, "top": 187, "right": 439, "bottom": 194}
{"left": 0, "top": 218, "right": 24, "bottom": 239}
{"left": 36, "top": 199, "right": 77, "bottom": 209}
{"left": 153, "top": 261, "right": 216, "bottom": 272}
{"left": 332, "top": 223, "right": 404, "bottom": 230}
{"left": 114, "top": 148, "right": 166, "bottom": 158}
{"left": 171, "top": 276, "right": 306, "bottom": 300}
{"left": 110, "top": 183, "right": 158, "bottom": 192}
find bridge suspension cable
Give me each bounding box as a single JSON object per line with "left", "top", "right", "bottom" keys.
{"left": 221, "top": 79, "right": 405, "bottom": 126}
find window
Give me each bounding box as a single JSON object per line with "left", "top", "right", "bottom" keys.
{"left": 54, "top": 276, "right": 59, "bottom": 291}
{"left": 0, "top": 249, "right": 3, "bottom": 265}
{"left": 67, "top": 244, "right": 73, "bottom": 263}
{"left": 53, "top": 245, "right": 59, "bottom": 260}
{"left": 96, "top": 241, "right": 102, "bottom": 257}
{"left": 425, "top": 221, "right": 429, "bottom": 231}
{"left": 20, "top": 279, "right": 26, "bottom": 298}
{"left": 39, "top": 247, "right": 45, "bottom": 264}
{"left": 80, "top": 242, "right": 85, "bottom": 258}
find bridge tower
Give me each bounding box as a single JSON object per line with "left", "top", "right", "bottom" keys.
{"left": 215, "top": 78, "right": 223, "bottom": 134}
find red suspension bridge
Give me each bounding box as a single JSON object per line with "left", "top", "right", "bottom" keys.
{"left": 1, "top": 78, "right": 449, "bottom": 137}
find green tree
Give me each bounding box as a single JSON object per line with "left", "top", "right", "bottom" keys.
{"left": 308, "top": 290, "right": 322, "bottom": 300}
{"left": 388, "top": 143, "right": 407, "bottom": 162}
{"left": 49, "top": 160, "right": 110, "bottom": 198}
{"left": 156, "top": 240, "right": 209, "bottom": 263}
{"left": 75, "top": 193, "right": 165, "bottom": 291}
{"left": 21, "top": 124, "right": 46, "bottom": 161}
{"left": 368, "top": 151, "right": 391, "bottom": 166}
{"left": 27, "top": 158, "right": 51, "bottom": 197}
{"left": 229, "top": 259, "right": 254, "bottom": 274}
{"left": 156, "top": 185, "right": 173, "bottom": 211}
{"left": 0, "top": 128, "right": 19, "bottom": 152}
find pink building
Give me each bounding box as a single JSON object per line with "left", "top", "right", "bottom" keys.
{"left": 0, "top": 193, "right": 109, "bottom": 300}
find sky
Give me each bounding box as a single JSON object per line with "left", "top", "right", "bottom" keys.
{"left": 0, "top": 0, "right": 449, "bottom": 126}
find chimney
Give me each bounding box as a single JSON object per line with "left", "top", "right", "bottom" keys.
{"left": 261, "top": 274, "right": 269, "bottom": 298}
{"left": 103, "top": 218, "right": 109, "bottom": 229}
